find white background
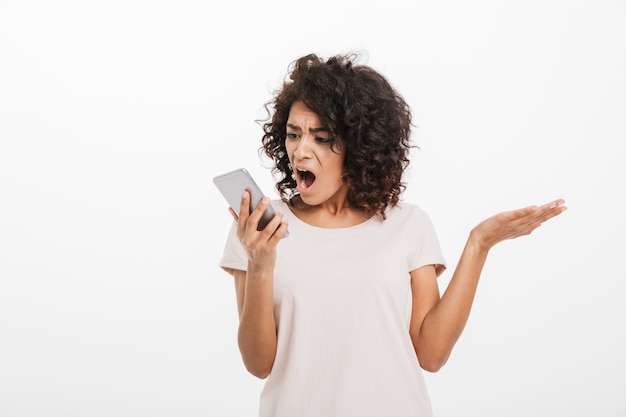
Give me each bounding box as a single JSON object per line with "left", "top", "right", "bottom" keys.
{"left": 1, "top": 1, "right": 625, "bottom": 416}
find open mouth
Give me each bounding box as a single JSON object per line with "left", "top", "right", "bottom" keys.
{"left": 297, "top": 169, "right": 316, "bottom": 190}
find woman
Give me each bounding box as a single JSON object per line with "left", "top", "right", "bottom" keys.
{"left": 219, "top": 53, "right": 566, "bottom": 417}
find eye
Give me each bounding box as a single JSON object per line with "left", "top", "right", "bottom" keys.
{"left": 315, "top": 136, "right": 332, "bottom": 144}
{"left": 286, "top": 132, "right": 299, "bottom": 140}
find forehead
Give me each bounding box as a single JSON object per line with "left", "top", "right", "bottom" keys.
{"left": 286, "top": 101, "right": 324, "bottom": 127}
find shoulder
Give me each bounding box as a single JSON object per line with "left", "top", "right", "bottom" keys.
{"left": 386, "top": 201, "right": 433, "bottom": 223}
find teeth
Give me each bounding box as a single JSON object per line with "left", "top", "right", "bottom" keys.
{"left": 297, "top": 169, "right": 308, "bottom": 188}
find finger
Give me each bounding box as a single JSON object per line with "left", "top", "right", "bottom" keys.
{"left": 519, "top": 199, "right": 566, "bottom": 222}
{"left": 269, "top": 217, "right": 289, "bottom": 243}
{"left": 246, "top": 196, "right": 271, "bottom": 234}
{"left": 236, "top": 191, "right": 251, "bottom": 238}
{"left": 261, "top": 210, "right": 285, "bottom": 241}
{"left": 530, "top": 199, "right": 566, "bottom": 219}
{"left": 228, "top": 207, "right": 239, "bottom": 222}
{"left": 518, "top": 199, "right": 567, "bottom": 233}
{"left": 538, "top": 198, "right": 566, "bottom": 212}
{"left": 535, "top": 200, "right": 567, "bottom": 224}
{"left": 238, "top": 190, "right": 251, "bottom": 220}
{"left": 507, "top": 205, "right": 540, "bottom": 221}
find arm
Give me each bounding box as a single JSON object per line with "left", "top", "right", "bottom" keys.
{"left": 409, "top": 199, "right": 567, "bottom": 372}
{"left": 229, "top": 192, "right": 288, "bottom": 379}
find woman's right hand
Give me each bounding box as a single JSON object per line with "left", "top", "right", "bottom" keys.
{"left": 229, "top": 191, "right": 288, "bottom": 272}
{"left": 229, "top": 191, "right": 283, "bottom": 378}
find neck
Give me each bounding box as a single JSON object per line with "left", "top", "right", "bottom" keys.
{"left": 289, "top": 194, "right": 371, "bottom": 229}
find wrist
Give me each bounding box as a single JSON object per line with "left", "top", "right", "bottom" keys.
{"left": 467, "top": 228, "right": 493, "bottom": 254}
{"left": 247, "top": 260, "right": 275, "bottom": 280}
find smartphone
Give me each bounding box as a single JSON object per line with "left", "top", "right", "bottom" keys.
{"left": 213, "top": 168, "right": 288, "bottom": 237}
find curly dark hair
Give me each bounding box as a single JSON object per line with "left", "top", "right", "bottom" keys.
{"left": 260, "top": 53, "right": 414, "bottom": 219}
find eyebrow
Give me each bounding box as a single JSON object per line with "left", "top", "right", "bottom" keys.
{"left": 286, "top": 123, "right": 328, "bottom": 133}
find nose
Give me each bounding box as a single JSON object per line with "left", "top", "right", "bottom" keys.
{"left": 293, "top": 134, "right": 313, "bottom": 160}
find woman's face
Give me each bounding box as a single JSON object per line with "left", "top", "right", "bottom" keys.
{"left": 285, "top": 101, "right": 349, "bottom": 207}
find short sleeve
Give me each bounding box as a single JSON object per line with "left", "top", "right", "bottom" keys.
{"left": 407, "top": 205, "right": 447, "bottom": 277}
{"left": 219, "top": 221, "right": 248, "bottom": 275}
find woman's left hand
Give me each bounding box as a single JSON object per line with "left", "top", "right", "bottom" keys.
{"left": 470, "top": 199, "right": 567, "bottom": 251}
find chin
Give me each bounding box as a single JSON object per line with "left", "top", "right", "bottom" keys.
{"left": 300, "top": 192, "right": 333, "bottom": 207}
{"left": 297, "top": 194, "right": 315, "bottom": 206}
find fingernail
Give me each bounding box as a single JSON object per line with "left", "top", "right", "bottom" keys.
{"left": 262, "top": 197, "right": 269, "bottom": 204}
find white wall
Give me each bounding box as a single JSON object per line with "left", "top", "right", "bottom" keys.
{"left": 1, "top": 1, "right": 624, "bottom": 416}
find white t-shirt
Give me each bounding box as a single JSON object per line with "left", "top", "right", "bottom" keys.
{"left": 220, "top": 200, "right": 446, "bottom": 417}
